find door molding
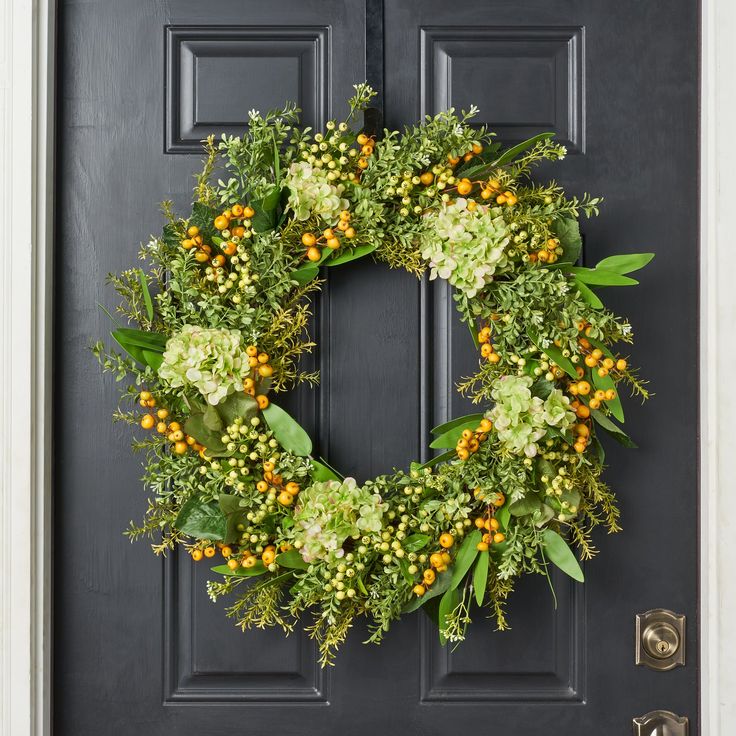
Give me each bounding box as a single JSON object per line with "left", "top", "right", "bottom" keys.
{"left": 0, "top": 1, "right": 730, "bottom": 734}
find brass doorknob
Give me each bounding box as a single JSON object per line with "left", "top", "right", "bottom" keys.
{"left": 635, "top": 609, "right": 686, "bottom": 671}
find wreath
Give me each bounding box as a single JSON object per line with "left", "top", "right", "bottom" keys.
{"left": 94, "top": 84, "right": 652, "bottom": 666}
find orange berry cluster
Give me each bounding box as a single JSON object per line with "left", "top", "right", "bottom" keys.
{"left": 192, "top": 541, "right": 292, "bottom": 568}
{"left": 478, "top": 325, "right": 501, "bottom": 363}
{"left": 456, "top": 417, "right": 493, "bottom": 461}
{"left": 301, "top": 210, "right": 357, "bottom": 262}
{"left": 413, "top": 534, "right": 455, "bottom": 597}
{"left": 447, "top": 142, "right": 483, "bottom": 168}
{"left": 138, "top": 392, "right": 204, "bottom": 456}
{"left": 528, "top": 237, "right": 562, "bottom": 264}
{"left": 180, "top": 204, "right": 255, "bottom": 265}
{"left": 473, "top": 514, "right": 506, "bottom": 550}
{"left": 256, "top": 460, "right": 301, "bottom": 507}
{"left": 356, "top": 132, "right": 375, "bottom": 170}
{"left": 243, "top": 345, "right": 272, "bottom": 409}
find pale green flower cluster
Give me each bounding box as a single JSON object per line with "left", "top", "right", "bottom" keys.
{"left": 488, "top": 376, "right": 576, "bottom": 457}
{"left": 291, "top": 478, "right": 387, "bottom": 563}
{"left": 284, "top": 161, "right": 349, "bottom": 223}
{"left": 158, "top": 324, "right": 249, "bottom": 406}
{"left": 420, "top": 198, "right": 510, "bottom": 297}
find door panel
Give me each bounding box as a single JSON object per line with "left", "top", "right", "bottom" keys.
{"left": 54, "top": 1, "right": 699, "bottom": 734}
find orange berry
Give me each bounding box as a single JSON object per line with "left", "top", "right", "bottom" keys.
{"left": 306, "top": 246, "right": 321, "bottom": 262}
{"left": 439, "top": 533, "right": 454, "bottom": 548}
{"left": 214, "top": 215, "right": 229, "bottom": 230}
{"left": 140, "top": 414, "right": 155, "bottom": 430}
{"left": 191, "top": 549, "right": 203, "bottom": 561}
{"left": 256, "top": 394, "right": 269, "bottom": 409}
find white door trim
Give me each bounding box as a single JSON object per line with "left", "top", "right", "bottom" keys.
{"left": 0, "top": 0, "right": 55, "bottom": 734}
{"left": 0, "top": 1, "right": 729, "bottom": 734}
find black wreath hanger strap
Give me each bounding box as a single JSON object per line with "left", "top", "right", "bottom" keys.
{"left": 94, "top": 83, "right": 653, "bottom": 666}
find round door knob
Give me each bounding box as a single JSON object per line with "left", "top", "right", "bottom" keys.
{"left": 642, "top": 621, "right": 680, "bottom": 660}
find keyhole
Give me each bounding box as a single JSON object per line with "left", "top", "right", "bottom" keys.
{"left": 656, "top": 640, "right": 670, "bottom": 655}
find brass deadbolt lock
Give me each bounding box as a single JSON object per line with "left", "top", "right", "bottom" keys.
{"left": 636, "top": 609, "right": 686, "bottom": 671}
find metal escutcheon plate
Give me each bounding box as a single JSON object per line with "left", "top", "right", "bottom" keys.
{"left": 633, "top": 710, "right": 688, "bottom": 736}
{"left": 636, "top": 609, "right": 686, "bottom": 671}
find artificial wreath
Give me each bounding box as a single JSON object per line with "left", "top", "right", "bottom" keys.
{"left": 94, "top": 84, "right": 652, "bottom": 666}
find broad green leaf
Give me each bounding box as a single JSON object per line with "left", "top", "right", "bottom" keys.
{"left": 496, "top": 505, "right": 511, "bottom": 530}
{"left": 110, "top": 330, "right": 146, "bottom": 365}
{"left": 591, "top": 409, "right": 637, "bottom": 448}
{"left": 218, "top": 494, "right": 246, "bottom": 544}
{"left": 217, "top": 391, "right": 258, "bottom": 426}
{"left": 574, "top": 278, "right": 604, "bottom": 309}
{"left": 402, "top": 568, "right": 454, "bottom": 613}
{"left": 541, "top": 528, "right": 584, "bottom": 582}
{"left": 403, "top": 533, "right": 431, "bottom": 553}
{"left": 551, "top": 217, "right": 582, "bottom": 264}
{"left": 528, "top": 331, "right": 577, "bottom": 379}
{"left": 174, "top": 498, "right": 226, "bottom": 540}
{"left": 494, "top": 132, "right": 555, "bottom": 167}
{"left": 473, "top": 551, "right": 489, "bottom": 607}
{"left": 184, "top": 413, "right": 227, "bottom": 454}
{"left": 276, "top": 549, "right": 309, "bottom": 570}
{"left": 211, "top": 562, "right": 266, "bottom": 578}
{"left": 591, "top": 370, "right": 624, "bottom": 423}
{"left": 111, "top": 327, "right": 167, "bottom": 351}
{"left": 569, "top": 267, "right": 639, "bottom": 287}
{"left": 203, "top": 404, "right": 224, "bottom": 432}
{"left": 431, "top": 413, "right": 484, "bottom": 437}
{"left": 290, "top": 265, "right": 319, "bottom": 285}
{"left": 251, "top": 186, "right": 281, "bottom": 233}
{"left": 449, "top": 530, "right": 482, "bottom": 589}
{"left": 438, "top": 588, "right": 460, "bottom": 644}
{"left": 142, "top": 349, "right": 163, "bottom": 372}
{"left": 137, "top": 269, "right": 154, "bottom": 322}
{"left": 509, "top": 495, "right": 544, "bottom": 517}
{"left": 595, "top": 252, "right": 654, "bottom": 274}
{"left": 310, "top": 458, "right": 342, "bottom": 482}
{"left": 262, "top": 403, "right": 313, "bottom": 456}
{"left": 399, "top": 558, "right": 414, "bottom": 585}
{"left": 418, "top": 449, "right": 457, "bottom": 470}
{"left": 325, "top": 244, "right": 377, "bottom": 267}
{"left": 429, "top": 418, "right": 483, "bottom": 449}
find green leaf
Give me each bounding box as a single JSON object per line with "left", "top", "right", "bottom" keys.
{"left": 541, "top": 528, "right": 584, "bottom": 582}
{"left": 496, "top": 505, "right": 511, "bottom": 530}
{"left": 276, "top": 549, "right": 309, "bottom": 570}
{"left": 310, "top": 458, "right": 342, "bottom": 482}
{"left": 262, "top": 403, "right": 312, "bottom": 456}
{"left": 211, "top": 562, "right": 267, "bottom": 578}
{"left": 418, "top": 449, "right": 456, "bottom": 470}
{"left": 430, "top": 413, "right": 484, "bottom": 437}
{"left": 218, "top": 494, "right": 246, "bottom": 544}
{"left": 403, "top": 568, "right": 454, "bottom": 613}
{"left": 110, "top": 330, "right": 146, "bottom": 365}
{"left": 183, "top": 413, "right": 227, "bottom": 454}
{"left": 111, "top": 327, "right": 167, "bottom": 351}
{"left": 399, "top": 558, "right": 414, "bottom": 585}
{"left": 324, "top": 244, "right": 377, "bottom": 267}
{"left": 551, "top": 217, "right": 582, "bottom": 264}
{"left": 403, "top": 533, "right": 431, "bottom": 553}
{"left": 251, "top": 186, "right": 281, "bottom": 233}
{"left": 290, "top": 265, "right": 320, "bottom": 285}
{"left": 574, "top": 278, "right": 605, "bottom": 309}
{"left": 141, "top": 349, "right": 163, "bottom": 372}
{"left": 203, "top": 404, "right": 224, "bottom": 432}
{"left": 569, "top": 267, "right": 639, "bottom": 287}
{"left": 595, "top": 252, "right": 654, "bottom": 274}
{"left": 591, "top": 370, "right": 624, "bottom": 423}
{"left": 137, "top": 269, "right": 154, "bottom": 322}
{"left": 438, "top": 588, "right": 459, "bottom": 644}
{"left": 494, "top": 132, "right": 555, "bottom": 167}
{"left": 449, "top": 530, "right": 482, "bottom": 589}
{"left": 174, "top": 498, "right": 226, "bottom": 540}
{"left": 429, "top": 418, "right": 483, "bottom": 449}
{"left": 473, "top": 551, "right": 489, "bottom": 607}
{"left": 528, "top": 331, "right": 577, "bottom": 379}
{"left": 591, "top": 409, "right": 637, "bottom": 448}
{"left": 509, "top": 495, "right": 544, "bottom": 517}
{"left": 217, "top": 392, "right": 258, "bottom": 426}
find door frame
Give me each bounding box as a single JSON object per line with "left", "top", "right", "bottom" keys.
{"left": 0, "top": 0, "right": 729, "bottom": 733}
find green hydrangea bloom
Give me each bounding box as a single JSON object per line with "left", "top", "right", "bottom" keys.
{"left": 291, "top": 478, "right": 387, "bottom": 563}
{"left": 420, "top": 198, "right": 510, "bottom": 297}
{"left": 284, "top": 161, "right": 349, "bottom": 223}
{"left": 488, "top": 376, "right": 575, "bottom": 457}
{"left": 158, "top": 324, "right": 249, "bottom": 406}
